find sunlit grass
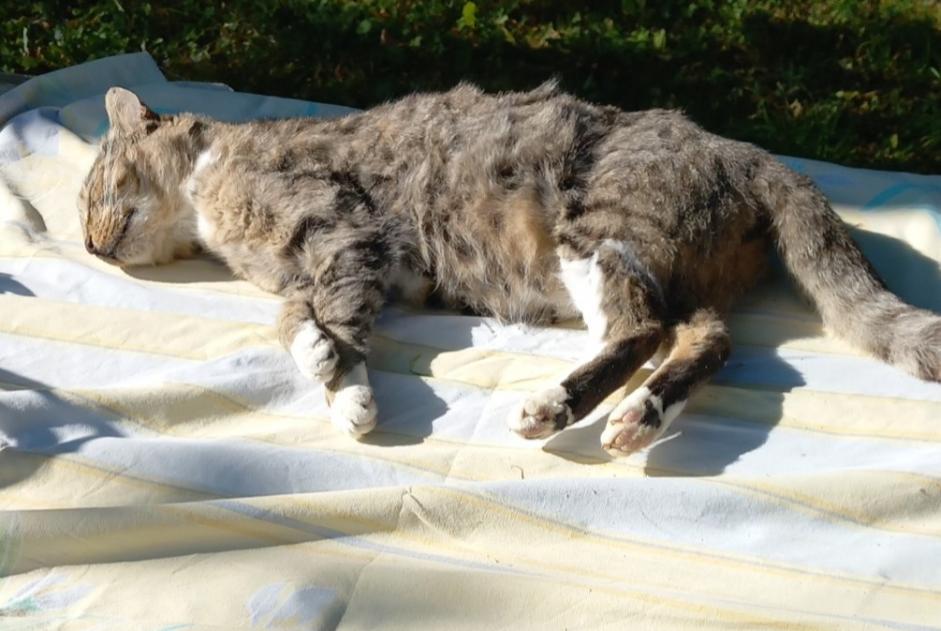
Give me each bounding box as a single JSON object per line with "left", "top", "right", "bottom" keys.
{"left": 2, "top": 1, "right": 938, "bottom": 172}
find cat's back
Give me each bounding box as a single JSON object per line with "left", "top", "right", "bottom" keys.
{"left": 205, "top": 80, "right": 618, "bottom": 202}
{"left": 371, "top": 80, "right": 612, "bottom": 169}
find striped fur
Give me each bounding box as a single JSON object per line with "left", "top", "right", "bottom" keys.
{"left": 77, "top": 84, "right": 941, "bottom": 450}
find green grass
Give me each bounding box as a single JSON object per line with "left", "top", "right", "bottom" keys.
{"left": 3, "top": 1, "right": 939, "bottom": 173}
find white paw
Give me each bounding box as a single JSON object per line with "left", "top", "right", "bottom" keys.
{"left": 328, "top": 364, "right": 377, "bottom": 438}
{"left": 601, "top": 386, "right": 685, "bottom": 457}
{"left": 290, "top": 320, "right": 338, "bottom": 383}
{"left": 508, "top": 385, "right": 573, "bottom": 439}
{"left": 331, "top": 385, "right": 378, "bottom": 438}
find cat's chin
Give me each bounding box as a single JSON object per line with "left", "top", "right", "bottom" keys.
{"left": 105, "top": 253, "right": 163, "bottom": 268}
{"left": 91, "top": 252, "right": 123, "bottom": 267}
{"left": 110, "top": 243, "right": 179, "bottom": 267}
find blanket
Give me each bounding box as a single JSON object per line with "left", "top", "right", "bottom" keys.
{"left": 1, "top": 53, "right": 940, "bottom": 630}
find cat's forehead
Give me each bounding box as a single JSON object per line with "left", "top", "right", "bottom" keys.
{"left": 81, "top": 140, "right": 137, "bottom": 201}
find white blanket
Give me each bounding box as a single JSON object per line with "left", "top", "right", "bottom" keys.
{"left": 1, "top": 53, "right": 940, "bottom": 630}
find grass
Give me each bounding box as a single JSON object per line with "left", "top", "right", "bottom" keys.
{"left": 2, "top": 0, "right": 939, "bottom": 173}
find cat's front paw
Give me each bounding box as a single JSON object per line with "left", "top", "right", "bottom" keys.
{"left": 290, "top": 320, "right": 339, "bottom": 383}
{"left": 508, "top": 385, "right": 573, "bottom": 439}
{"left": 601, "top": 386, "right": 681, "bottom": 456}
{"left": 327, "top": 363, "right": 377, "bottom": 438}
{"left": 330, "top": 385, "right": 378, "bottom": 438}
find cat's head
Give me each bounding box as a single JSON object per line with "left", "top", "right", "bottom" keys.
{"left": 78, "top": 87, "right": 195, "bottom": 266}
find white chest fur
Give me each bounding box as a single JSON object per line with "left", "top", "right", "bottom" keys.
{"left": 184, "top": 149, "right": 219, "bottom": 245}
{"left": 195, "top": 212, "right": 216, "bottom": 245}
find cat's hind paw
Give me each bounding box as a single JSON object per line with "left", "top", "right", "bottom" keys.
{"left": 508, "top": 386, "right": 573, "bottom": 439}
{"left": 290, "top": 320, "right": 339, "bottom": 383}
{"left": 601, "top": 386, "right": 684, "bottom": 456}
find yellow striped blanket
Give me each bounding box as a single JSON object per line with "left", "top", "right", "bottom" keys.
{"left": 1, "top": 54, "right": 939, "bottom": 630}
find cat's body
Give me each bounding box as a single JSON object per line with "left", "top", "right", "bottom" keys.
{"left": 79, "top": 83, "right": 941, "bottom": 454}
{"left": 186, "top": 83, "right": 762, "bottom": 319}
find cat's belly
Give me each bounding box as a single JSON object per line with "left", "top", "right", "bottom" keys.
{"left": 410, "top": 182, "right": 578, "bottom": 322}
{"left": 433, "top": 256, "right": 576, "bottom": 323}
{"left": 488, "top": 279, "right": 577, "bottom": 323}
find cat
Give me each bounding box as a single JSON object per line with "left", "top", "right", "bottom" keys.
{"left": 78, "top": 83, "right": 941, "bottom": 456}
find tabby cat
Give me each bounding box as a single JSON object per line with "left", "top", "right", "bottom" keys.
{"left": 78, "top": 84, "right": 941, "bottom": 455}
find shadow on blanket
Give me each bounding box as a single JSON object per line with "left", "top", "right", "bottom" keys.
{"left": 364, "top": 371, "right": 451, "bottom": 446}
{"left": 0, "top": 273, "right": 34, "bottom": 297}
{"left": 0, "top": 368, "right": 127, "bottom": 491}
{"left": 124, "top": 255, "right": 245, "bottom": 285}
{"left": 850, "top": 226, "right": 941, "bottom": 312}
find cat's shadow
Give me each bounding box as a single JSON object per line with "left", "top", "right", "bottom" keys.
{"left": 360, "top": 373, "right": 450, "bottom": 447}
{"left": 849, "top": 225, "right": 941, "bottom": 312}
{"left": 123, "top": 255, "right": 242, "bottom": 284}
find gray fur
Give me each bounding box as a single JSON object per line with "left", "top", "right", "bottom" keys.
{"left": 78, "top": 82, "right": 941, "bottom": 449}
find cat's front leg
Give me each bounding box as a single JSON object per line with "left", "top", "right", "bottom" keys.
{"left": 278, "top": 244, "right": 391, "bottom": 437}
{"left": 280, "top": 295, "right": 380, "bottom": 437}
{"left": 280, "top": 297, "right": 376, "bottom": 437}
{"left": 284, "top": 313, "right": 340, "bottom": 383}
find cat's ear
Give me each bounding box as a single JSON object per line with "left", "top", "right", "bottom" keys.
{"left": 105, "top": 87, "right": 159, "bottom": 135}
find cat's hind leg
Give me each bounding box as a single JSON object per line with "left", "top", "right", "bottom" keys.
{"left": 508, "top": 240, "right": 666, "bottom": 439}
{"left": 601, "top": 308, "right": 730, "bottom": 456}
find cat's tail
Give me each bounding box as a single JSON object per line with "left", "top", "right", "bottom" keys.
{"left": 752, "top": 156, "right": 941, "bottom": 381}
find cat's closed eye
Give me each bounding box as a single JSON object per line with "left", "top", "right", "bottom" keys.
{"left": 115, "top": 207, "right": 138, "bottom": 238}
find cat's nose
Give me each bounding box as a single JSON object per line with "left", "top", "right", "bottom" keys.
{"left": 84, "top": 235, "right": 98, "bottom": 255}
